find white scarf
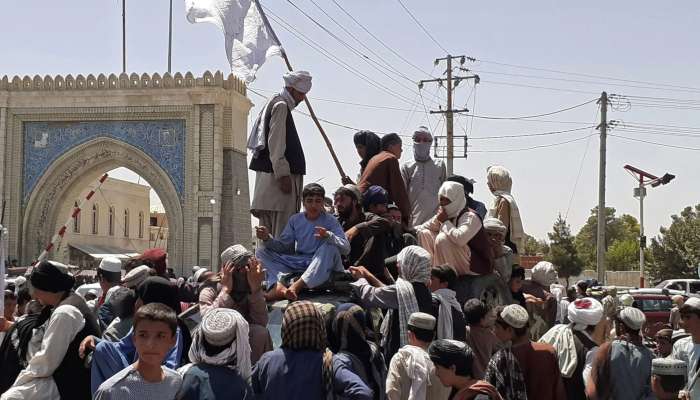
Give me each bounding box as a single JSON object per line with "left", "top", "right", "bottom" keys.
{"left": 382, "top": 278, "right": 419, "bottom": 348}
{"left": 439, "top": 181, "right": 467, "bottom": 219}
{"left": 434, "top": 288, "right": 461, "bottom": 340}
{"left": 247, "top": 89, "right": 296, "bottom": 158}
{"left": 401, "top": 345, "right": 431, "bottom": 400}
{"left": 538, "top": 324, "right": 578, "bottom": 378}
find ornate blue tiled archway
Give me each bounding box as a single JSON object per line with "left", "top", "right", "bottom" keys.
{"left": 23, "top": 120, "right": 186, "bottom": 202}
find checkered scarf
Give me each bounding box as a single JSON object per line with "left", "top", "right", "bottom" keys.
{"left": 282, "top": 301, "right": 334, "bottom": 399}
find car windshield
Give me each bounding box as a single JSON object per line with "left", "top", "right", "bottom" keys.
{"left": 635, "top": 298, "right": 673, "bottom": 312}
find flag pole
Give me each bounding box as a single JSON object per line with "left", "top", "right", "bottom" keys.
{"left": 254, "top": 1, "right": 348, "bottom": 180}
{"left": 168, "top": 0, "right": 173, "bottom": 73}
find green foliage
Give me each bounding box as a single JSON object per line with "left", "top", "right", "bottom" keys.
{"left": 574, "top": 206, "right": 640, "bottom": 270}
{"left": 523, "top": 234, "right": 549, "bottom": 256}
{"left": 606, "top": 239, "right": 641, "bottom": 271}
{"left": 547, "top": 214, "right": 583, "bottom": 279}
{"left": 647, "top": 204, "right": 700, "bottom": 283}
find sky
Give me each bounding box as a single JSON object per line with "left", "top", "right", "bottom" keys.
{"left": 3, "top": 1, "right": 700, "bottom": 241}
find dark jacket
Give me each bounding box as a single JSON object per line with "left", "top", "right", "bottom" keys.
{"left": 338, "top": 211, "right": 391, "bottom": 279}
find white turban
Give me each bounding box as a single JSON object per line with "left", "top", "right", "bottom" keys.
{"left": 483, "top": 217, "right": 507, "bottom": 234}
{"left": 283, "top": 70, "right": 312, "bottom": 94}
{"left": 413, "top": 126, "right": 432, "bottom": 140}
{"left": 568, "top": 297, "right": 604, "bottom": 331}
{"left": 619, "top": 306, "right": 646, "bottom": 331}
{"left": 531, "top": 261, "right": 558, "bottom": 287}
{"left": 619, "top": 293, "right": 634, "bottom": 307}
{"left": 397, "top": 245, "right": 432, "bottom": 284}
{"left": 438, "top": 181, "right": 467, "bottom": 219}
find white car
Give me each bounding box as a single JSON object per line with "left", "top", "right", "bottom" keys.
{"left": 655, "top": 279, "right": 700, "bottom": 296}
{"left": 75, "top": 282, "right": 103, "bottom": 299}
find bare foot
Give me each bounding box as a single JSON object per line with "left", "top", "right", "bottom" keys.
{"left": 264, "top": 283, "right": 287, "bottom": 302}
{"left": 283, "top": 287, "right": 298, "bottom": 302}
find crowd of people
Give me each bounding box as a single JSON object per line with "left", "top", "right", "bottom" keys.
{"left": 0, "top": 70, "right": 698, "bottom": 399}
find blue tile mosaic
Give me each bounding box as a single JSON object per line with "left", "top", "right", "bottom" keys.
{"left": 23, "top": 120, "right": 186, "bottom": 202}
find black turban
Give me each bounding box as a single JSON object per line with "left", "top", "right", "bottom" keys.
{"left": 447, "top": 175, "right": 474, "bottom": 195}
{"left": 30, "top": 261, "right": 75, "bottom": 293}
{"left": 428, "top": 339, "right": 474, "bottom": 377}
{"left": 136, "top": 276, "right": 180, "bottom": 314}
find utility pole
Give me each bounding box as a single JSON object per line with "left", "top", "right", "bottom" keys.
{"left": 419, "top": 55, "right": 478, "bottom": 176}
{"left": 122, "top": 0, "right": 127, "bottom": 73}
{"left": 596, "top": 92, "right": 608, "bottom": 284}
{"left": 168, "top": 0, "right": 173, "bottom": 73}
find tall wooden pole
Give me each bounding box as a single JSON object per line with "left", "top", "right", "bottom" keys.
{"left": 446, "top": 55, "right": 454, "bottom": 176}
{"left": 596, "top": 92, "right": 608, "bottom": 284}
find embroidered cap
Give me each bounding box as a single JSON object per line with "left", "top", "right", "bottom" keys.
{"left": 500, "top": 304, "right": 529, "bottom": 329}
{"left": 408, "top": 312, "right": 436, "bottom": 331}
{"left": 652, "top": 358, "right": 687, "bottom": 376}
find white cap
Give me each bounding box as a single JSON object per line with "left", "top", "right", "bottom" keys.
{"left": 98, "top": 257, "right": 122, "bottom": 273}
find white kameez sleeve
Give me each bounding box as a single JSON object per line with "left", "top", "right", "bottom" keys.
{"left": 0, "top": 305, "right": 85, "bottom": 400}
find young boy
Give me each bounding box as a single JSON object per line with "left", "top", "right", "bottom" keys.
{"left": 463, "top": 299, "right": 499, "bottom": 379}
{"left": 256, "top": 183, "right": 350, "bottom": 301}
{"left": 94, "top": 303, "right": 182, "bottom": 400}
{"left": 429, "top": 339, "right": 502, "bottom": 400}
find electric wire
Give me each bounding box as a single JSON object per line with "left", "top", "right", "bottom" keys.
{"left": 608, "top": 134, "right": 700, "bottom": 151}
{"left": 564, "top": 108, "right": 599, "bottom": 221}
{"left": 469, "top": 125, "right": 595, "bottom": 140}
{"left": 468, "top": 134, "right": 597, "bottom": 153}
{"left": 459, "top": 98, "right": 597, "bottom": 120}
{"left": 395, "top": 0, "right": 449, "bottom": 54}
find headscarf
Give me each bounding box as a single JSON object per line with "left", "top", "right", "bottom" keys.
{"left": 220, "top": 244, "right": 253, "bottom": 267}
{"left": 568, "top": 297, "right": 604, "bottom": 331}
{"left": 412, "top": 126, "right": 433, "bottom": 162}
{"left": 121, "top": 265, "right": 151, "bottom": 289}
{"left": 353, "top": 131, "right": 381, "bottom": 172}
{"left": 486, "top": 166, "right": 525, "bottom": 251}
{"left": 363, "top": 185, "right": 389, "bottom": 210}
{"left": 388, "top": 246, "right": 432, "bottom": 347}
{"left": 283, "top": 70, "right": 312, "bottom": 93}
{"left": 531, "top": 261, "right": 558, "bottom": 287}
{"left": 29, "top": 260, "right": 74, "bottom": 293}
{"left": 438, "top": 181, "right": 467, "bottom": 219}
{"left": 188, "top": 308, "right": 252, "bottom": 379}
{"left": 483, "top": 217, "right": 507, "bottom": 235}
{"left": 281, "top": 301, "right": 334, "bottom": 400}
{"left": 136, "top": 276, "right": 180, "bottom": 314}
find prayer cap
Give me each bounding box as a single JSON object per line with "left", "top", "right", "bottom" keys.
{"left": 618, "top": 306, "right": 646, "bottom": 330}
{"left": 380, "top": 133, "right": 402, "bottom": 150}
{"left": 568, "top": 297, "right": 604, "bottom": 330}
{"left": 656, "top": 328, "right": 673, "bottom": 340}
{"left": 652, "top": 358, "right": 687, "bottom": 376}
{"left": 202, "top": 308, "right": 239, "bottom": 346}
{"left": 483, "top": 218, "right": 507, "bottom": 234}
{"left": 363, "top": 185, "right": 388, "bottom": 209}
{"left": 30, "top": 260, "right": 75, "bottom": 293}
{"left": 531, "top": 261, "right": 558, "bottom": 287}
{"left": 500, "top": 304, "right": 529, "bottom": 328}
{"left": 221, "top": 244, "right": 253, "bottom": 268}
{"left": 619, "top": 293, "right": 634, "bottom": 307}
{"left": 283, "top": 70, "right": 312, "bottom": 93}
{"left": 408, "top": 312, "right": 436, "bottom": 331}
{"left": 413, "top": 126, "right": 432, "bottom": 140}
{"left": 682, "top": 297, "right": 700, "bottom": 310}
{"left": 192, "top": 266, "right": 202, "bottom": 273}
{"left": 140, "top": 248, "right": 167, "bottom": 275}
{"left": 98, "top": 257, "right": 122, "bottom": 273}
{"left": 192, "top": 267, "right": 210, "bottom": 283}
{"left": 122, "top": 265, "right": 151, "bottom": 289}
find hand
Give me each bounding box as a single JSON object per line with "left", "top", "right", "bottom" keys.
{"left": 246, "top": 257, "right": 266, "bottom": 294}
{"left": 0, "top": 317, "right": 11, "bottom": 332}
{"left": 345, "top": 226, "right": 359, "bottom": 242}
{"left": 341, "top": 176, "right": 354, "bottom": 185}
{"left": 277, "top": 175, "right": 292, "bottom": 194}
{"left": 314, "top": 226, "right": 329, "bottom": 239}
{"left": 79, "top": 335, "right": 96, "bottom": 359}
{"left": 220, "top": 261, "right": 234, "bottom": 293}
{"left": 349, "top": 266, "right": 369, "bottom": 280}
{"left": 255, "top": 226, "right": 270, "bottom": 241}
{"left": 437, "top": 207, "right": 448, "bottom": 223}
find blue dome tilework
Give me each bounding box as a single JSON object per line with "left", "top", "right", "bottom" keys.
{"left": 23, "top": 120, "right": 186, "bottom": 202}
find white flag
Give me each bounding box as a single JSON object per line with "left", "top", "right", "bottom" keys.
{"left": 186, "top": 0, "right": 283, "bottom": 83}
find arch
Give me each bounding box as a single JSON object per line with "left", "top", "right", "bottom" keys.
{"left": 22, "top": 137, "right": 184, "bottom": 267}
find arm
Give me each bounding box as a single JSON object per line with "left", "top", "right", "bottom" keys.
{"left": 198, "top": 285, "right": 234, "bottom": 316}
{"left": 440, "top": 211, "right": 482, "bottom": 246}
{"left": 438, "top": 160, "right": 447, "bottom": 184}
{"left": 388, "top": 159, "right": 411, "bottom": 224}
{"left": 400, "top": 162, "right": 411, "bottom": 191}
{"left": 332, "top": 355, "right": 373, "bottom": 400}
{"left": 262, "top": 216, "right": 296, "bottom": 253}
{"left": 351, "top": 279, "right": 399, "bottom": 309}
{"left": 494, "top": 198, "right": 511, "bottom": 229}
{"left": 385, "top": 353, "right": 404, "bottom": 400}
{"left": 355, "top": 214, "right": 391, "bottom": 239}
{"left": 416, "top": 214, "right": 441, "bottom": 233}
{"left": 267, "top": 102, "right": 290, "bottom": 179}
{"left": 246, "top": 289, "right": 269, "bottom": 326}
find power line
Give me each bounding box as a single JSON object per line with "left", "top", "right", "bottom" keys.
{"left": 608, "top": 134, "right": 700, "bottom": 151}
{"left": 468, "top": 134, "right": 597, "bottom": 153}
{"left": 460, "top": 98, "right": 597, "bottom": 120}
{"left": 329, "top": 0, "right": 435, "bottom": 78}
{"left": 564, "top": 108, "right": 599, "bottom": 221}
{"left": 469, "top": 125, "right": 595, "bottom": 140}
{"left": 395, "top": 0, "right": 449, "bottom": 54}
{"left": 479, "top": 79, "right": 600, "bottom": 95}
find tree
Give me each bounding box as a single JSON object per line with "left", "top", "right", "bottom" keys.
{"left": 547, "top": 214, "right": 583, "bottom": 286}
{"left": 574, "top": 206, "right": 640, "bottom": 270}
{"left": 606, "top": 239, "right": 640, "bottom": 271}
{"left": 647, "top": 204, "right": 700, "bottom": 283}
{"left": 523, "top": 234, "right": 549, "bottom": 256}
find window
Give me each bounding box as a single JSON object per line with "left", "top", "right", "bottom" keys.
{"left": 73, "top": 201, "right": 80, "bottom": 233}
{"left": 124, "top": 209, "right": 130, "bottom": 237}
{"left": 91, "top": 204, "right": 99, "bottom": 234}
{"left": 138, "top": 212, "right": 144, "bottom": 239}
{"left": 690, "top": 282, "right": 700, "bottom": 294}
{"left": 108, "top": 206, "right": 115, "bottom": 236}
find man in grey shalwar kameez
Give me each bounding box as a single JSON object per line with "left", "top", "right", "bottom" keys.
{"left": 400, "top": 126, "right": 446, "bottom": 226}
{"left": 248, "top": 71, "right": 312, "bottom": 237}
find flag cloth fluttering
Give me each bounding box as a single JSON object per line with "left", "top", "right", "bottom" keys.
{"left": 185, "top": 0, "right": 282, "bottom": 83}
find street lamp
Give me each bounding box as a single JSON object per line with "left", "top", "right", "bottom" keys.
{"left": 623, "top": 165, "right": 675, "bottom": 288}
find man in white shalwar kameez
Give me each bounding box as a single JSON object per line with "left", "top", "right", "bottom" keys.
{"left": 401, "top": 126, "right": 446, "bottom": 226}
{"left": 248, "top": 71, "right": 312, "bottom": 237}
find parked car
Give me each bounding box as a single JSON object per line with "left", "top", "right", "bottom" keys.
{"left": 628, "top": 288, "right": 685, "bottom": 337}
{"left": 655, "top": 279, "right": 700, "bottom": 296}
